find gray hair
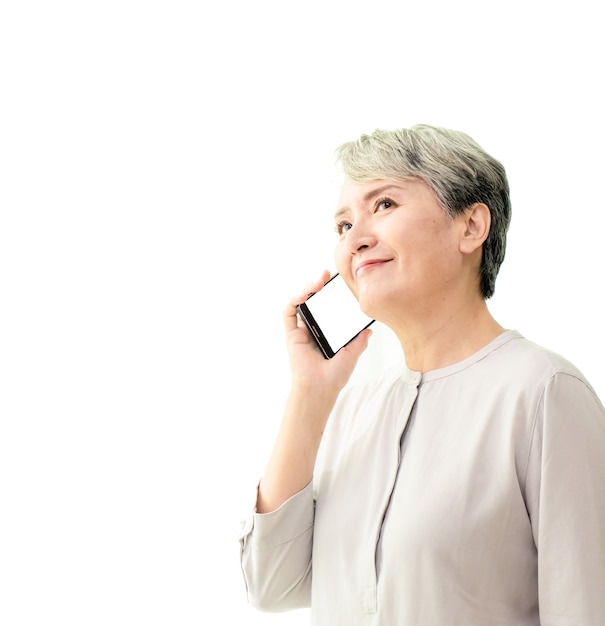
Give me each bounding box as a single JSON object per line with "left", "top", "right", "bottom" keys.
{"left": 334, "top": 124, "right": 511, "bottom": 299}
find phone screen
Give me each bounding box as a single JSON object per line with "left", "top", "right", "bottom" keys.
{"left": 296, "top": 273, "right": 374, "bottom": 358}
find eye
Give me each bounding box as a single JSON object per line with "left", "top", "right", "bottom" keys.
{"left": 335, "top": 220, "right": 353, "bottom": 236}
{"left": 376, "top": 197, "right": 394, "bottom": 211}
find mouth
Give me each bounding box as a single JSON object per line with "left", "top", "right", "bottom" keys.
{"left": 354, "top": 259, "right": 391, "bottom": 276}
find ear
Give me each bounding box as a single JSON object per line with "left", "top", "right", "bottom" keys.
{"left": 459, "top": 203, "right": 491, "bottom": 255}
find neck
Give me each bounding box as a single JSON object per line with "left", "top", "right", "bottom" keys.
{"left": 387, "top": 298, "right": 505, "bottom": 373}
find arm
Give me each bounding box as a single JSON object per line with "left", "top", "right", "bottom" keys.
{"left": 527, "top": 372, "right": 605, "bottom": 623}
{"left": 240, "top": 271, "right": 371, "bottom": 611}
{"left": 258, "top": 270, "right": 372, "bottom": 513}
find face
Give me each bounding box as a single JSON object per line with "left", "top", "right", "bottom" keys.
{"left": 334, "top": 178, "right": 468, "bottom": 322}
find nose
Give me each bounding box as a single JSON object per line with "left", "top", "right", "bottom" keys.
{"left": 345, "top": 221, "right": 377, "bottom": 254}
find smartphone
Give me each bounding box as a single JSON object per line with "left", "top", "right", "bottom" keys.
{"left": 296, "top": 273, "right": 374, "bottom": 359}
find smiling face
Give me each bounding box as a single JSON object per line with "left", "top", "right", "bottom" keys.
{"left": 334, "top": 177, "right": 479, "bottom": 325}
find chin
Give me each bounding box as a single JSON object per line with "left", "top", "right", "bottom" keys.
{"left": 357, "top": 287, "right": 404, "bottom": 323}
{"left": 356, "top": 294, "right": 379, "bottom": 320}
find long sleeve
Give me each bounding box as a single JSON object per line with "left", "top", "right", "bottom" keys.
{"left": 239, "top": 481, "right": 314, "bottom": 612}
{"left": 238, "top": 332, "right": 605, "bottom": 624}
{"left": 526, "top": 371, "right": 605, "bottom": 623}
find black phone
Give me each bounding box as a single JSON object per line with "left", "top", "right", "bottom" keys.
{"left": 296, "top": 273, "right": 375, "bottom": 359}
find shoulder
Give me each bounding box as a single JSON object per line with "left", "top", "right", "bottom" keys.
{"left": 485, "top": 331, "right": 596, "bottom": 392}
{"left": 320, "top": 364, "right": 414, "bottom": 452}
{"left": 499, "top": 334, "right": 605, "bottom": 435}
{"left": 336, "top": 362, "right": 414, "bottom": 414}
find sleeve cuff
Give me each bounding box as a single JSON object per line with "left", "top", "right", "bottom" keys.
{"left": 238, "top": 481, "right": 314, "bottom": 548}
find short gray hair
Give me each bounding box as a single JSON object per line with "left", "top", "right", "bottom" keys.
{"left": 334, "top": 124, "right": 511, "bottom": 299}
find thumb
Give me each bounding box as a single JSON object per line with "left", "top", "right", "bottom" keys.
{"left": 340, "top": 327, "right": 373, "bottom": 360}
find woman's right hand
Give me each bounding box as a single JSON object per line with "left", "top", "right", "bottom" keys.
{"left": 284, "top": 270, "right": 373, "bottom": 397}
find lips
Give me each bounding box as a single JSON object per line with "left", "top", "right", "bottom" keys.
{"left": 355, "top": 259, "right": 391, "bottom": 276}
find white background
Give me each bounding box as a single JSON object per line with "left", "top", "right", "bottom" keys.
{"left": 1, "top": 1, "right": 603, "bottom": 625}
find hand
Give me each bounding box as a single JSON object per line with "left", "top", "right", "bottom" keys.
{"left": 284, "top": 270, "right": 372, "bottom": 395}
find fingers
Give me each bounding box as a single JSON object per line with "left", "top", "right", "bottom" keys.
{"left": 298, "top": 270, "right": 332, "bottom": 303}
{"left": 339, "top": 327, "right": 373, "bottom": 360}
{"left": 283, "top": 270, "right": 332, "bottom": 331}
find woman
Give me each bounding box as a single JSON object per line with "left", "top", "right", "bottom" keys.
{"left": 239, "top": 124, "right": 605, "bottom": 624}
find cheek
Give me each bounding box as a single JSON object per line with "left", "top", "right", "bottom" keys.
{"left": 414, "top": 219, "right": 455, "bottom": 252}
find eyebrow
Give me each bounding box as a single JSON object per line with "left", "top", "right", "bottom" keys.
{"left": 334, "top": 183, "right": 406, "bottom": 220}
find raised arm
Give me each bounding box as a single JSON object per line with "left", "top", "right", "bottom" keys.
{"left": 239, "top": 272, "right": 371, "bottom": 612}
{"left": 257, "top": 270, "right": 372, "bottom": 513}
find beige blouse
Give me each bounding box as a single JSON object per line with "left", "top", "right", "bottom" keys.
{"left": 240, "top": 331, "right": 605, "bottom": 625}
